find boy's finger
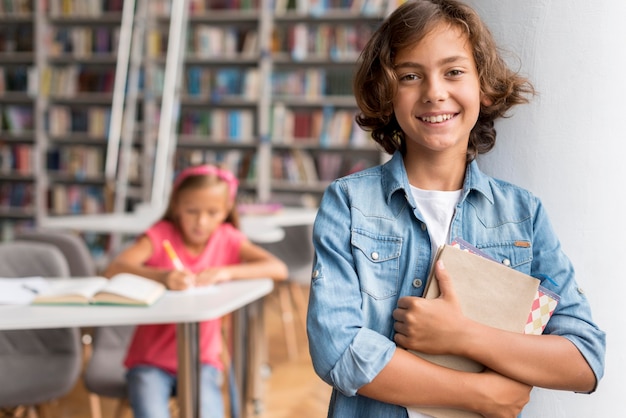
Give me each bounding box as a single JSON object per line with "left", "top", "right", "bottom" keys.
{"left": 435, "top": 260, "right": 457, "bottom": 301}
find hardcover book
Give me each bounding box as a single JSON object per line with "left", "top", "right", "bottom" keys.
{"left": 31, "top": 273, "right": 166, "bottom": 306}
{"left": 408, "top": 240, "right": 558, "bottom": 418}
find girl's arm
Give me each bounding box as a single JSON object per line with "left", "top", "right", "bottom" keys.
{"left": 195, "top": 239, "right": 288, "bottom": 285}
{"left": 393, "top": 261, "right": 597, "bottom": 392}
{"left": 102, "top": 235, "right": 193, "bottom": 290}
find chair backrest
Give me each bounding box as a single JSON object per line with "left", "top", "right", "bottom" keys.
{"left": 259, "top": 224, "right": 314, "bottom": 284}
{"left": 17, "top": 229, "right": 97, "bottom": 276}
{"left": 0, "top": 240, "right": 70, "bottom": 278}
{"left": 0, "top": 241, "right": 82, "bottom": 407}
{"left": 83, "top": 324, "right": 136, "bottom": 398}
{"left": 15, "top": 231, "right": 135, "bottom": 401}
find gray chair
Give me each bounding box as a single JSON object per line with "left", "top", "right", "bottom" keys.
{"left": 17, "top": 228, "right": 97, "bottom": 278}
{"left": 258, "top": 224, "right": 314, "bottom": 360}
{"left": 0, "top": 241, "right": 83, "bottom": 416}
{"left": 16, "top": 228, "right": 135, "bottom": 418}
{"left": 83, "top": 325, "right": 136, "bottom": 418}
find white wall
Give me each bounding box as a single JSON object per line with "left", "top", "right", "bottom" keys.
{"left": 464, "top": 1, "right": 625, "bottom": 416}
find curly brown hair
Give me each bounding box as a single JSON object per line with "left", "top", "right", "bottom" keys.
{"left": 353, "top": 0, "right": 535, "bottom": 160}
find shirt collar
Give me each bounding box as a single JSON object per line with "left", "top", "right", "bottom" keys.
{"left": 381, "top": 151, "right": 495, "bottom": 206}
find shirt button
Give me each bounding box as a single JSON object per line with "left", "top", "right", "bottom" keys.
{"left": 371, "top": 252, "right": 379, "bottom": 260}
{"left": 312, "top": 270, "right": 319, "bottom": 279}
{"left": 502, "top": 258, "right": 511, "bottom": 267}
{"left": 577, "top": 287, "right": 585, "bottom": 294}
{"left": 412, "top": 278, "right": 423, "bottom": 288}
{"left": 421, "top": 223, "right": 427, "bottom": 231}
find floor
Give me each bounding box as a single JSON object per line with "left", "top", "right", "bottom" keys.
{"left": 3, "top": 284, "right": 331, "bottom": 418}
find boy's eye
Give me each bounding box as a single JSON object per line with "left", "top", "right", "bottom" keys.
{"left": 398, "top": 73, "right": 420, "bottom": 82}
{"left": 447, "top": 69, "right": 464, "bottom": 77}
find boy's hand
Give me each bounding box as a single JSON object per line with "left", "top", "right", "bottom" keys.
{"left": 163, "top": 270, "right": 195, "bottom": 290}
{"left": 393, "top": 260, "right": 468, "bottom": 354}
{"left": 474, "top": 369, "right": 532, "bottom": 418}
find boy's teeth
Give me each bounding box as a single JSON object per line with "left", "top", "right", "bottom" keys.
{"left": 421, "top": 114, "right": 453, "bottom": 123}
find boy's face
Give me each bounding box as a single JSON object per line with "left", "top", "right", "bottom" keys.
{"left": 392, "top": 23, "right": 483, "bottom": 161}
{"left": 174, "top": 184, "right": 230, "bottom": 251}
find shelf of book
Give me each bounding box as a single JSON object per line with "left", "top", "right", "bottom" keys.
{"left": 0, "top": 0, "right": 404, "bottom": 247}
{"left": 0, "top": 2, "right": 36, "bottom": 238}
{"left": 147, "top": 0, "right": 265, "bottom": 202}
{"left": 267, "top": 1, "right": 388, "bottom": 202}
{"left": 37, "top": 0, "right": 149, "bottom": 221}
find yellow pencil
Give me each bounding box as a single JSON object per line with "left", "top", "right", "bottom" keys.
{"left": 163, "top": 240, "right": 185, "bottom": 271}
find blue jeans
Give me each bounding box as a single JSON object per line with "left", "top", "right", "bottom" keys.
{"left": 126, "top": 364, "right": 224, "bottom": 418}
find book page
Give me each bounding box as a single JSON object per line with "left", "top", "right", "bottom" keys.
{"left": 94, "top": 273, "right": 165, "bottom": 305}
{"left": 0, "top": 277, "right": 49, "bottom": 305}
{"left": 32, "top": 277, "right": 108, "bottom": 304}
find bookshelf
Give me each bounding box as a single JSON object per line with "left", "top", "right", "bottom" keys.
{"left": 0, "top": 2, "right": 36, "bottom": 239}
{"left": 150, "top": 0, "right": 265, "bottom": 202}
{"left": 39, "top": 0, "right": 135, "bottom": 220}
{"left": 268, "top": 1, "right": 389, "bottom": 203}
{"left": 0, "top": 0, "right": 398, "bottom": 245}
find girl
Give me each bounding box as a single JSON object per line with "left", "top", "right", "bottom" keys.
{"left": 103, "top": 164, "right": 288, "bottom": 418}
{"left": 306, "top": 1, "right": 606, "bottom": 417}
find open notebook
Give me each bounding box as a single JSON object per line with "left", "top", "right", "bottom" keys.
{"left": 31, "top": 273, "right": 166, "bottom": 306}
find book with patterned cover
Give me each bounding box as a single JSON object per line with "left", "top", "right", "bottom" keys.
{"left": 449, "top": 238, "right": 560, "bottom": 335}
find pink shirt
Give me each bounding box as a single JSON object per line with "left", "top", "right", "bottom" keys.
{"left": 124, "top": 220, "right": 246, "bottom": 374}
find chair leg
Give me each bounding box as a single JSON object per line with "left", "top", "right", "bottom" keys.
{"left": 113, "top": 398, "right": 128, "bottom": 418}
{"left": 88, "top": 393, "right": 103, "bottom": 418}
{"left": 168, "top": 397, "right": 179, "bottom": 417}
{"left": 34, "top": 402, "right": 55, "bottom": 418}
{"left": 288, "top": 282, "right": 308, "bottom": 332}
{"left": 0, "top": 406, "right": 33, "bottom": 418}
{"left": 277, "top": 282, "right": 299, "bottom": 360}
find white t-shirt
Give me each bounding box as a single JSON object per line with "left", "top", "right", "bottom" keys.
{"left": 407, "top": 185, "right": 462, "bottom": 418}
{"left": 411, "top": 185, "right": 462, "bottom": 253}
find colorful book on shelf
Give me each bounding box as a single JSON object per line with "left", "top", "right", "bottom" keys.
{"left": 31, "top": 273, "right": 166, "bottom": 307}
{"left": 408, "top": 238, "right": 559, "bottom": 418}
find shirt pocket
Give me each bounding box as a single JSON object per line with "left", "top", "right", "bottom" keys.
{"left": 478, "top": 241, "right": 533, "bottom": 274}
{"left": 351, "top": 229, "right": 402, "bottom": 300}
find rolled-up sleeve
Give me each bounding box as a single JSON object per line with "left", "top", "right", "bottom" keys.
{"left": 532, "top": 200, "right": 606, "bottom": 389}
{"left": 307, "top": 180, "right": 397, "bottom": 396}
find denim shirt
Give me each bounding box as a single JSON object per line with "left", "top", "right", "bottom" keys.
{"left": 307, "top": 151, "right": 606, "bottom": 418}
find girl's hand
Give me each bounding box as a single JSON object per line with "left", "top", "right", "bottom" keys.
{"left": 163, "top": 269, "right": 195, "bottom": 290}
{"left": 474, "top": 369, "right": 532, "bottom": 418}
{"left": 393, "top": 260, "right": 468, "bottom": 354}
{"left": 195, "top": 268, "right": 232, "bottom": 286}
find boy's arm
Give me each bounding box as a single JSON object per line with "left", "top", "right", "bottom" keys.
{"left": 358, "top": 348, "right": 531, "bottom": 417}
{"left": 458, "top": 318, "right": 596, "bottom": 392}
{"left": 393, "top": 261, "right": 597, "bottom": 392}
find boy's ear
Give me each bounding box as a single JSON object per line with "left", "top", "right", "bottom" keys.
{"left": 480, "top": 93, "right": 493, "bottom": 106}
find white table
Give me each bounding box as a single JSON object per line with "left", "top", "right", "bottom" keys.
{"left": 39, "top": 206, "right": 318, "bottom": 244}
{"left": 0, "top": 278, "right": 274, "bottom": 418}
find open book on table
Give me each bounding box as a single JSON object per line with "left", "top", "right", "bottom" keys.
{"left": 31, "top": 273, "right": 166, "bottom": 306}
{"left": 407, "top": 239, "right": 559, "bottom": 418}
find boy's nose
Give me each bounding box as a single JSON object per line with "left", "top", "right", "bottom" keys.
{"left": 422, "top": 78, "right": 448, "bottom": 103}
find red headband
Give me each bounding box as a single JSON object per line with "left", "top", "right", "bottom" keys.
{"left": 173, "top": 165, "right": 239, "bottom": 202}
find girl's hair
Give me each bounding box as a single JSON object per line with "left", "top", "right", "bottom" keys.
{"left": 162, "top": 165, "right": 240, "bottom": 228}
{"left": 353, "top": 0, "right": 535, "bottom": 160}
